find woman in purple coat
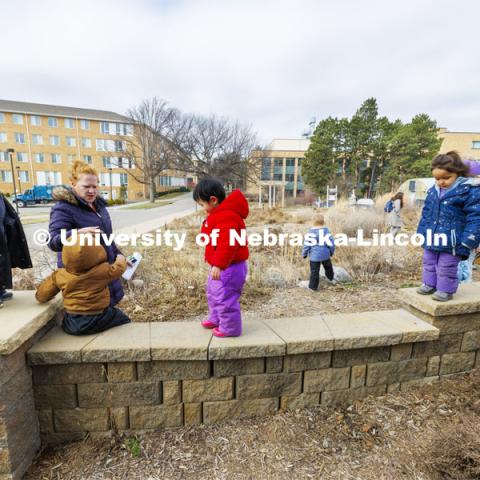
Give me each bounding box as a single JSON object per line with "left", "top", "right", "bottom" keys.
{"left": 48, "top": 161, "right": 125, "bottom": 305}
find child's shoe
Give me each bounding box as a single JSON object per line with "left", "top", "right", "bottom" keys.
{"left": 432, "top": 291, "right": 453, "bottom": 302}
{"left": 201, "top": 319, "right": 217, "bottom": 329}
{"left": 212, "top": 327, "right": 240, "bottom": 338}
{"left": 0, "top": 290, "right": 13, "bottom": 301}
{"left": 416, "top": 284, "right": 436, "bottom": 295}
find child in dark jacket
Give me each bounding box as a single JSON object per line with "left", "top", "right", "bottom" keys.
{"left": 36, "top": 238, "right": 131, "bottom": 335}
{"left": 417, "top": 151, "right": 480, "bottom": 301}
{"left": 193, "top": 178, "right": 249, "bottom": 338}
{"left": 302, "top": 214, "right": 335, "bottom": 291}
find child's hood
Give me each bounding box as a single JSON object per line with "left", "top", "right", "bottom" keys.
{"left": 61, "top": 241, "right": 107, "bottom": 274}
{"left": 211, "top": 189, "right": 249, "bottom": 220}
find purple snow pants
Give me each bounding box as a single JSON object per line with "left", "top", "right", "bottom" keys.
{"left": 206, "top": 261, "right": 248, "bottom": 336}
{"left": 422, "top": 249, "right": 461, "bottom": 294}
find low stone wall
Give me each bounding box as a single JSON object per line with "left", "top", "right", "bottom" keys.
{"left": 2, "top": 285, "right": 480, "bottom": 478}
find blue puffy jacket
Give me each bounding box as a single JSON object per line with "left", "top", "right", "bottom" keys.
{"left": 302, "top": 227, "right": 335, "bottom": 262}
{"left": 417, "top": 177, "right": 480, "bottom": 259}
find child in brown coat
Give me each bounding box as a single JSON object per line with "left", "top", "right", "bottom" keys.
{"left": 36, "top": 238, "right": 130, "bottom": 335}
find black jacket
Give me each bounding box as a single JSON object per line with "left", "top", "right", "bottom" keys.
{"left": 0, "top": 194, "right": 32, "bottom": 290}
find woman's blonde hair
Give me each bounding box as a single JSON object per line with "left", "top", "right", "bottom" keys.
{"left": 70, "top": 160, "right": 98, "bottom": 183}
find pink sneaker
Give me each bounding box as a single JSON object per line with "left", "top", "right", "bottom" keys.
{"left": 212, "top": 327, "right": 227, "bottom": 337}
{"left": 201, "top": 319, "right": 217, "bottom": 329}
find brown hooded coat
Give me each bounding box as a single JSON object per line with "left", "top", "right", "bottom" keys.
{"left": 36, "top": 241, "right": 126, "bottom": 314}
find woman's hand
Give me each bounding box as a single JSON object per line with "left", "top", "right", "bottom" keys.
{"left": 211, "top": 266, "right": 221, "bottom": 280}
{"left": 78, "top": 227, "right": 103, "bottom": 235}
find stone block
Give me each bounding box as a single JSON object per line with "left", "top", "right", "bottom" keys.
{"left": 263, "top": 316, "right": 334, "bottom": 354}
{"left": 321, "top": 385, "right": 387, "bottom": 406}
{"left": 304, "top": 367, "right": 350, "bottom": 392}
{"left": 236, "top": 373, "right": 301, "bottom": 399}
{"left": 37, "top": 409, "right": 54, "bottom": 433}
{"left": 323, "top": 310, "right": 403, "bottom": 350}
{"left": 28, "top": 327, "right": 97, "bottom": 365}
{"left": 54, "top": 408, "right": 109, "bottom": 432}
{"left": 33, "top": 363, "right": 106, "bottom": 385}
{"left": 184, "top": 403, "right": 202, "bottom": 426}
{"left": 461, "top": 330, "right": 480, "bottom": 352}
{"left": 332, "top": 347, "right": 390, "bottom": 367}
{"left": 400, "top": 376, "right": 439, "bottom": 391}
{"left": 0, "top": 365, "right": 32, "bottom": 409}
{"left": 284, "top": 352, "right": 331, "bottom": 373}
{"left": 351, "top": 365, "right": 366, "bottom": 388}
{"left": 209, "top": 320, "right": 285, "bottom": 360}
{"left": 163, "top": 381, "right": 181, "bottom": 405}
{"left": 203, "top": 398, "right": 279, "bottom": 424}
{"left": 150, "top": 322, "right": 211, "bottom": 360}
{"left": 398, "top": 283, "right": 480, "bottom": 317}
{"left": 34, "top": 384, "right": 77, "bottom": 409}
{"left": 366, "top": 358, "right": 427, "bottom": 386}
{"left": 129, "top": 404, "right": 183, "bottom": 429}
{"left": 77, "top": 382, "right": 159, "bottom": 407}
{"left": 81, "top": 323, "right": 150, "bottom": 363}
{"left": 110, "top": 407, "right": 128, "bottom": 430}
{"left": 265, "top": 356, "right": 283, "bottom": 373}
{"left": 137, "top": 360, "right": 209, "bottom": 381}
{"left": 213, "top": 358, "right": 264, "bottom": 377}
{"left": 439, "top": 352, "right": 476, "bottom": 375}
{"left": 390, "top": 343, "right": 412, "bottom": 362}
{"left": 107, "top": 363, "right": 136, "bottom": 383}
{"left": 40, "top": 431, "right": 86, "bottom": 446}
{"left": 412, "top": 334, "right": 462, "bottom": 357}
{"left": 183, "top": 377, "right": 233, "bottom": 403}
{"left": 379, "top": 309, "right": 439, "bottom": 343}
{"left": 280, "top": 393, "right": 319, "bottom": 410}
{"left": 426, "top": 356, "right": 441, "bottom": 376}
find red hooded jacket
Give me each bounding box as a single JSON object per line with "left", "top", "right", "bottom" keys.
{"left": 200, "top": 189, "right": 249, "bottom": 269}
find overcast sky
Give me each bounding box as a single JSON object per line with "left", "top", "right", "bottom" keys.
{"left": 1, "top": 0, "right": 479, "bottom": 143}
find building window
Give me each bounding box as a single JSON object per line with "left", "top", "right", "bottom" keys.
{"left": 32, "top": 134, "right": 43, "bottom": 145}
{"left": 114, "top": 140, "right": 125, "bottom": 152}
{"left": 0, "top": 113, "right": 4, "bottom": 123}
{"left": 37, "top": 171, "right": 62, "bottom": 185}
{"left": 64, "top": 118, "right": 74, "bottom": 128}
{"left": 83, "top": 155, "right": 92, "bottom": 164}
{"left": 101, "top": 122, "right": 110, "bottom": 134}
{"left": 472, "top": 141, "right": 480, "bottom": 149}
{"left": 1, "top": 170, "right": 12, "bottom": 182}
{"left": 66, "top": 136, "right": 76, "bottom": 147}
{"left": 15, "top": 132, "right": 25, "bottom": 144}
{"left": 51, "top": 153, "right": 61, "bottom": 164}
{"left": 34, "top": 153, "right": 45, "bottom": 163}
{"left": 80, "top": 119, "right": 90, "bottom": 130}
{"left": 49, "top": 135, "right": 60, "bottom": 146}
{"left": 48, "top": 117, "right": 58, "bottom": 127}
{"left": 82, "top": 137, "right": 92, "bottom": 148}
{"left": 120, "top": 173, "right": 128, "bottom": 185}
{"left": 0, "top": 152, "right": 6, "bottom": 162}
{"left": 67, "top": 154, "right": 75, "bottom": 164}
{"left": 12, "top": 114, "right": 23, "bottom": 125}
{"left": 102, "top": 156, "right": 112, "bottom": 168}
{"left": 409, "top": 180, "right": 416, "bottom": 192}
{"left": 261, "top": 158, "right": 271, "bottom": 181}
{"left": 30, "top": 115, "right": 41, "bottom": 126}
{"left": 18, "top": 170, "right": 29, "bottom": 182}
{"left": 286, "top": 158, "right": 295, "bottom": 167}
{"left": 0, "top": 132, "right": 7, "bottom": 143}
{"left": 17, "top": 152, "right": 28, "bottom": 162}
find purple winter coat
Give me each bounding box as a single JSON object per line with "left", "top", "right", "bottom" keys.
{"left": 48, "top": 186, "right": 124, "bottom": 306}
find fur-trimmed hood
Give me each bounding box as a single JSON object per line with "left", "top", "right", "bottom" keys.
{"left": 52, "top": 185, "right": 107, "bottom": 208}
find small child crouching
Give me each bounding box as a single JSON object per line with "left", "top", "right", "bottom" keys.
{"left": 36, "top": 239, "right": 131, "bottom": 335}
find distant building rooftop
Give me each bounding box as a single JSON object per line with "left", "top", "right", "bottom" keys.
{"left": 267, "top": 138, "right": 311, "bottom": 151}
{"left": 0, "top": 99, "right": 129, "bottom": 122}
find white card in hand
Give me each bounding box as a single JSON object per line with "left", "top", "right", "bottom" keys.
{"left": 122, "top": 252, "right": 142, "bottom": 280}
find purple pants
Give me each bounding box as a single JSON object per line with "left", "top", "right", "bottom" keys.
{"left": 206, "top": 261, "right": 248, "bottom": 336}
{"left": 422, "top": 249, "right": 460, "bottom": 294}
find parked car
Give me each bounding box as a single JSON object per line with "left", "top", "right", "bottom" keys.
{"left": 355, "top": 198, "right": 375, "bottom": 209}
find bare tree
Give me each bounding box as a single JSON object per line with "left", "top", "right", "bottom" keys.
{"left": 178, "top": 114, "right": 259, "bottom": 189}
{"left": 121, "top": 97, "right": 187, "bottom": 202}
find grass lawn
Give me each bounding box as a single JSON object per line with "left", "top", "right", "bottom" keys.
{"left": 124, "top": 192, "right": 188, "bottom": 210}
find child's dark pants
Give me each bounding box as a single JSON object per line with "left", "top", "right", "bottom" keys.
{"left": 62, "top": 307, "right": 131, "bottom": 335}
{"left": 309, "top": 260, "right": 334, "bottom": 290}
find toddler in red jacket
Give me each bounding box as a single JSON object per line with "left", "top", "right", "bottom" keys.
{"left": 193, "top": 178, "right": 249, "bottom": 337}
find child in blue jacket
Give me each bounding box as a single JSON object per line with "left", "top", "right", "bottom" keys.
{"left": 302, "top": 214, "right": 335, "bottom": 291}
{"left": 417, "top": 151, "right": 480, "bottom": 301}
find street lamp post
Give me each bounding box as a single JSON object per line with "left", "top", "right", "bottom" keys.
{"left": 16, "top": 166, "right": 22, "bottom": 194}
{"left": 108, "top": 167, "right": 113, "bottom": 200}
{"left": 7, "top": 148, "right": 19, "bottom": 214}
